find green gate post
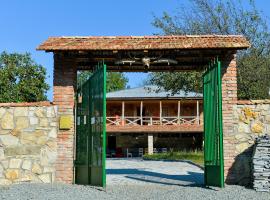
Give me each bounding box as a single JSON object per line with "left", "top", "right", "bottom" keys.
{"left": 203, "top": 57, "right": 224, "bottom": 188}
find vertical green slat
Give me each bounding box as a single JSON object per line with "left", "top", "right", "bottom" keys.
{"left": 217, "top": 59, "right": 224, "bottom": 187}
{"left": 102, "top": 63, "right": 107, "bottom": 187}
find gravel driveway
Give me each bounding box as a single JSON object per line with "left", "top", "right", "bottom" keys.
{"left": 0, "top": 159, "right": 269, "bottom": 200}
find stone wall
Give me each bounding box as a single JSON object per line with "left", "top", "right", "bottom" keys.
{"left": 229, "top": 100, "right": 270, "bottom": 185}
{"left": 0, "top": 102, "right": 58, "bottom": 185}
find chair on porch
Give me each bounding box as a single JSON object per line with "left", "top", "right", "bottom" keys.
{"left": 138, "top": 148, "right": 144, "bottom": 157}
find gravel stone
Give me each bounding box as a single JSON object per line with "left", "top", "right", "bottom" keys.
{"left": 0, "top": 159, "right": 269, "bottom": 199}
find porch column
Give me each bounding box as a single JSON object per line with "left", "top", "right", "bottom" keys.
{"left": 121, "top": 101, "right": 125, "bottom": 125}
{"left": 196, "top": 100, "right": 200, "bottom": 124}
{"left": 148, "top": 133, "right": 154, "bottom": 155}
{"left": 140, "top": 101, "right": 143, "bottom": 125}
{"left": 160, "top": 101, "right": 162, "bottom": 125}
{"left": 177, "top": 100, "right": 181, "bottom": 124}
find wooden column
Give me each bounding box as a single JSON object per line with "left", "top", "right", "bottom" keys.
{"left": 196, "top": 100, "right": 199, "bottom": 124}
{"left": 177, "top": 100, "right": 181, "bottom": 124}
{"left": 140, "top": 101, "right": 143, "bottom": 125}
{"left": 159, "top": 101, "right": 162, "bottom": 125}
{"left": 122, "top": 101, "right": 125, "bottom": 125}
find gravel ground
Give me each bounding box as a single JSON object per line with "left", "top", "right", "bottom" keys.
{"left": 0, "top": 159, "right": 269, "bottom": 200}
{"left": 0, "top": 183, "right": 270, "bottom": 200}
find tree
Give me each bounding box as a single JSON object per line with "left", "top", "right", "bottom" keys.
{"left": 77, "top": 71, "right": 128, "bottom": 92}
{"left": 149, "top": 0, "right": 270, "bottom": 99}
{"left": 0, "top": 52, "right": 49, "bottom": 102}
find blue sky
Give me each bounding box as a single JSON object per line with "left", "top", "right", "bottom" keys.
{"left": 0, "top": 0, "right": 270, "bottom": 101}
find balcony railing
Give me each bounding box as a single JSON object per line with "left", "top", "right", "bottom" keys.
{"left": 106, "top": 116, "right": 201, "bottom": 126}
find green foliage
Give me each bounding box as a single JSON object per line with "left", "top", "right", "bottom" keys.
{"left": 150, "top": 0, "right": 270, "bottom": 99}
{"left": 0, "top": 52, "right": 49, "bottom": 103}
{"left": 143, "top": 151, "right": 204, "bottom": 166}
{"left": 77, "top": 71, "right": 128, "bottom": 92}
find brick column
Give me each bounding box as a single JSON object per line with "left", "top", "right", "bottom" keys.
{"left": 221, "top": 53, "right": 238, "bottom": 184}
{"left": 53, "top": 53, "right": 76, "bottom": 184}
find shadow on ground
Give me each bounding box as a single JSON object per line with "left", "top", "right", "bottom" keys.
{"left": 107, "top": 168, "right": 204, "bottom": 187}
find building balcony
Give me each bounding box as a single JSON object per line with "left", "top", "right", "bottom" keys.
{"left": 106, "top": 116, "right": 203, "bottom": 133}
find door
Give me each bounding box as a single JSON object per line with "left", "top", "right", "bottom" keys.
{"left": 203, "top": 58, "right": 224, "bottom": 187}
{"left": 75, "top": 62, "right": 107, "bottom": 187}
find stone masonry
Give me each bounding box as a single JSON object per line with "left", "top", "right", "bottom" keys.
{"left": 0, "top": 102, "right": 58, "bottom": 185}
{"left": 230, "top": 100, "right": 270, "bottom": 185}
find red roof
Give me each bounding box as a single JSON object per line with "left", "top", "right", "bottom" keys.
{"left": 37, "top": 35, "right": 250, "bottom": 51}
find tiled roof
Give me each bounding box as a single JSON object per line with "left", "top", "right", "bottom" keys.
{"left": 107, "top": 85, "right": 202, "bottom": 99}
{"left": 37, "top": 35, "right": 250, "bottom": 51}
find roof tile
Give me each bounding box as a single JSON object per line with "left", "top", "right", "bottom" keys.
{"left": 37, "top": 35, "right": 250, "bottom": 51}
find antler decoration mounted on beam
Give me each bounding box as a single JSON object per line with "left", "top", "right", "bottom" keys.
{"left": 115, "top": 52, "right": 178, "bottom": 69}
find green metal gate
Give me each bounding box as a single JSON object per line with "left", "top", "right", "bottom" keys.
{"left": 75, "top": 62, "right": 106, "bottom": 187}
{"left": 203, "top": 58, "right": 224, "bottom": 187}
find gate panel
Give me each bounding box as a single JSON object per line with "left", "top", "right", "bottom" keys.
{"left": 203, "top": 58, "right": 224, "bottom": 187}
{"left": 75, "top": 62, "right": 106, "bottom": 187}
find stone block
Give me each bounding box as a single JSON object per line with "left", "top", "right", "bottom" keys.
{"left": 29, "top": 117, "right": 39, "bottom": 125}
{"left": 0, "top": 135, "right": 19, "bottom": 146}
{"left": 1, "top": 160, "right": 8, "bottom": 169}
{"left": 43, "top": 166, "right": 55, "bottom": 173}
{"left": 20, "top": 133, "right": 37, "bottom": 145}
{"left": 5, "top": 169, "right": 19, "bottom": 181}
{"left": 0, "top": 148, "right": 4, "bottom": 160}
{"left": 46, "top": 140, "right": 57, "bottom": 149}
{"left": 14, "top": 107, "right": 28, "bottom": 117}
{"left": 251, "top": 122, "right": 264, "bottom": 134}
{"left": 0, "top": 108, "right": 5, "bottom": 118}
{"left": 4, "top": 145, "right": 41, "bottom": 156}
{"left": 9, "top": 159, "right": 22, "bottom": 168}
{"left": 32, "top": 163, "right": 42, "bottom": 174}
{"left": 0, "top": 178, "right": 12, "bottom": 185}
{"left": 39, "top": 118, "right": 48, "bottom": 127}
{"left": 37, "top": 136, "right": 48, "bottom": 145}
{"left": 236, "top": 142, "right": 250, "bottom": 153}
{"left": 48, "top": 128, "right": 57, "bottom": 138}
{"left": 35, "top": 109, "right": 45, "bottom": 118}
{"left": 38, "top": 173, "right": 51, "bottom": 183}
{"left": 22, "top": 160, "right": 32, "bottom": 170}
{"left": 10, "top": 129, "right": 21, "bottom": 137}
{"left": 1, "top": 112, "right": 14, "bottom": 130}
{"left": 47, "top": 107, "right": 55, "bottom": 118}
{"left": 15, "top": 117, "right": 29, "bottom": 129}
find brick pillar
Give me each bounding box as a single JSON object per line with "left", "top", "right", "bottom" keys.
{"left": 148, "top": 134, "right": 154, "bottom": 155}
{"left": 53, "top": 53, "right": 76, "bottom": 184}
{"left": 221, "top": 53, "right": 238, "bottom": 184}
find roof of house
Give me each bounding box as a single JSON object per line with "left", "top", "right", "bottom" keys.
{"left": 37, "top": 35, "right": 250, "bottom": 51}
{"left": 106, "top": 85, "right": 202, "bottom": 100}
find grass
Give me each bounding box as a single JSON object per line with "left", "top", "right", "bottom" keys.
{"left": 143, "top": 151, "right": 204, "bottom": 166}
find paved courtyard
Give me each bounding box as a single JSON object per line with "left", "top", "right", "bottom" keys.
{"left": 106, "top": 158, "right": 204, "bottom": 186}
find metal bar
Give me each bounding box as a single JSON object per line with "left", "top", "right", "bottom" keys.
{"left": 178, "top": 100, "right": 180, "bottom": 124}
